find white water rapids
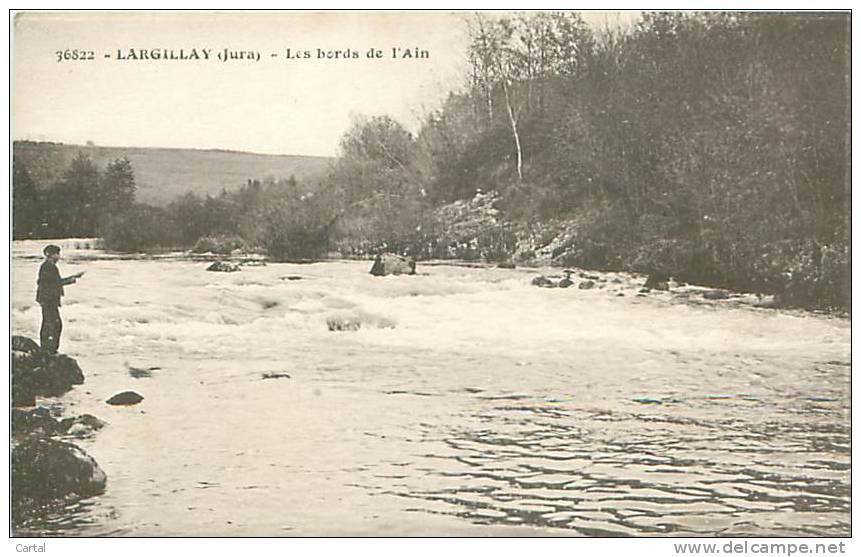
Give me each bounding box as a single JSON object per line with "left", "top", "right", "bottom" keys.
{"left": 11, "top": 239, "right": 850, "bottom": 536}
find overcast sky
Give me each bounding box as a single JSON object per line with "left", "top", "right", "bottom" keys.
{"left": 13, "top": 11, "right": 639, "bottom": 157}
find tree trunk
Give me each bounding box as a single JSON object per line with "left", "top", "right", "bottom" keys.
{"left": 502, "top": 80, "right": 524, "bottom": 182}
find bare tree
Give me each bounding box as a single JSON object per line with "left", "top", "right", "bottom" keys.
{"left": 467, "top": 12, "right": 593, "bottom": 183}
{"left": 468, "top": 15, "right": 526, "bottom": 181}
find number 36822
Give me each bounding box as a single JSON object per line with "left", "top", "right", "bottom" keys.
{"left": 55, "top": 49, "right": 95, "bottom": 62}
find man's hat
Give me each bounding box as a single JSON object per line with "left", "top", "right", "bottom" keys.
{"left": 43, "top": 244, "right": 61, "bottom": 255}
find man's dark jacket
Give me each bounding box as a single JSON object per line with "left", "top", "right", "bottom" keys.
{"left": 36, "top": 260, "right": 76, "bottom": 307}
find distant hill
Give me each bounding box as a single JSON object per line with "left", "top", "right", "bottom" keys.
{"left": 12, "top": 141, "right": 333, "bottom": 205}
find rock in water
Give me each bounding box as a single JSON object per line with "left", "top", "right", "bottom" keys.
{"left": 327, "top": 316, "right": 361, "bottom": 332}
{"left": 703, "top": 290, "right": 729, "bottom": 300}
{"left": 261, "top": 372, "right": 291, "bottom": 380}
{"left": 106, "top": 391, "right": 144, "bottom": 406}
{"left": 633, "top": 397, "right": 664, "bottom": 405}
{"left": 497, "top": 262, "right": 516, "bottom": 269}
{"left": 578, "top": 280, "right": 596, "bottom": 290}
{"left": 644, "top": 273, "right": 670, "bottom": 291}
{"left": 370, "top": 253, "right": 416, "bottom": 276}
{"left": 531, "top": 275, "right": 556, "bottom": 288}
{"left": 557, "top": 269, "right": 577, "bottom": 288}
{"left": 59, "top": 414, "right": 108, "bottom": 438}
{"left": 206, "top": 261, "right": 240, "bottom": 272}
{"left": 12, "top": 335, "right": 40, "bottom": 353}
{"left": 12, "top": 437, "right": 107, "bottom": 510}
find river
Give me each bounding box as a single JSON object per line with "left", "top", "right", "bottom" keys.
{"left": 10, "top": 239, "right": 850, "bottom": 536}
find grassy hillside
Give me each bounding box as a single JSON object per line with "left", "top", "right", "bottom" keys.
{"left": 13, "top": 141, "right": 332, "bottom": 205}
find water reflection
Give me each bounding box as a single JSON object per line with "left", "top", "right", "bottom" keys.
{"left": 14, "top": 498, "right": 124, "bottom": 537}
{"left": 380, "top": 394, "right": 850, "bottom": 536}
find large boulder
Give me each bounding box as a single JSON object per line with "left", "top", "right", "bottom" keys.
{"left": 37, "top": 355, "right": 85, "bottom": 396}
{"left": 370, "top": 253, "right": 416, "bottom": 276}
{"left": 11, "top": 339, "right": 85, "bottom": 406}
{"left": 644, "top": 273, "right": 670, "bottom": 291}
{"left": 12, "top": 437, "right": 107, "bottom": 512}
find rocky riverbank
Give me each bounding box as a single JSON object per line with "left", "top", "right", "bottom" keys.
{"left": 330, "top": 191, "right": 849, "bottom": 313}
{"left": 11, "top": 336, "right": 108, "bottom": 528}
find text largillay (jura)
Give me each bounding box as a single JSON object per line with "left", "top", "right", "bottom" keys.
{"left": 55, "top": 47, "right": 431, "bottom": 63}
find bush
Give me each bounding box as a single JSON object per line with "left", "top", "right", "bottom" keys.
{"left": 102, "top": 205, "right": 179, "bottom": 252}
{"left": 191, "top": 236, "right": 245, "bottom": 255}
{"left": 250, "top": 199, "right": 330, "bottom": 261}
{"left": 770, "top": 241, "right": 850, "bottom": 310}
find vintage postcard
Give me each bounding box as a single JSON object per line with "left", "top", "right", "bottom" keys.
{"left": 8, "top": 9, "right": 851, "bottom": 543}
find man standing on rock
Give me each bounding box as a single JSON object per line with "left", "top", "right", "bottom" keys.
{"left": 36, "top": 245, "right": 84, "bottom": 354}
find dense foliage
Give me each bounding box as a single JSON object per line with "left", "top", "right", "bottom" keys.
{"left": 12, "top": 12, "right": 849, "bottom": 309}
{"left": 13, "top": 154, "right": 136, "bottom": 240}
{"left": 327, "top": 12, "right": 849, "bottom": 309}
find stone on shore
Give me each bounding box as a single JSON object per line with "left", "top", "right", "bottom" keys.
{"left": 12, "top": 407, "right": 62, "bottom": 440}
{"left": 12, "top": 437, "right": 107, "bottom": 511}
{"left": 11, "top": 338, "right": 85, "bottom": 406}
{"left": 13, "top": 408, "right": 108, "bottom": 441}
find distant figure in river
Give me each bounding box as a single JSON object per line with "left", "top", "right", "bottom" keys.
{"left": 36, "top": 244, "right": 84, "bottom": 354}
